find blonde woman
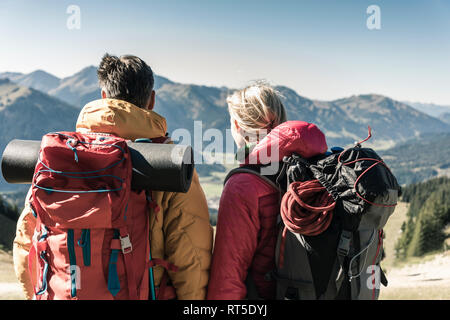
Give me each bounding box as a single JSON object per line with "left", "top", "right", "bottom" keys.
{"left": 207, "top": 84, "right": 328, "bottom": 300}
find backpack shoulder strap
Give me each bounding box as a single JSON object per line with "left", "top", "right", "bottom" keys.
{"left": 224, "top": 165, "right": 281, "bottom": 191}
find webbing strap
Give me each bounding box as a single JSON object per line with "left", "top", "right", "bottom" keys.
{"left": 107, "top": 250, "right": 121, "bottom": 297}
{"left": 337, "top": 230, "right": 352, "bottom": 257}
{"left": 67, "top": 229, "right": 77, "bottom": 298}
{"left": 148, "top": 254, "right": 156, "bottom": 300}
{"left": 147, "top": 259, "right": 179, "bottom": 272}
{"left": 108, "top": 230, "right": 121, "bottom": 297}
{"left": 319, "top": 258, "right": 345, "bottom": 300}
{"left": 224, "top": 167, "right": 281, "bottom": 191}
{"left": 77, "top": 229, "right": 91, "bottom": 267}
{"left": 291, "top": 232, "right": 317, "bottom": 300}
{"left": 147, "top": 258, "right": 179, "bottom": 300}
{"left": 157, "top": 271, "right": 169, "bottom": 300}
{"left": 35, "top": 225, "right": 49, "bottom": 296}
{"left": 334, "top": 229, "right": 353, "bottom": 299}
{"left": 119, "top": 226, "right": 138, "bottom": 300}
{"left": 35, "top": 252, "right": 49, "bottom": 296}
{"left": 145, "top": 190, "right": 157, "bottom": 301}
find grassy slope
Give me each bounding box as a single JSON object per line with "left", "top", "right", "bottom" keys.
{"left": 381, "top": 202, "right": 409, "bottom": 271}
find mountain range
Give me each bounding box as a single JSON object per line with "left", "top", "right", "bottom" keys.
{"left": 0, "top": 67, "right": 177, "bottom": 110}
{"left": 1, "top": 67, "right": 450, "bottom": 190}
{"left": 0, "top": 78, "right": 80, "bottom": 190}
{"left": 402, "top": 101, "right": 450, "bottom": 118}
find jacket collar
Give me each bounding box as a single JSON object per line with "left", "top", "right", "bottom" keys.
{"left": 76, "top": 98, "right": 167, "bottom": 141}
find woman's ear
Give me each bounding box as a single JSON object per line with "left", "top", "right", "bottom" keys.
{"left": 235, "top": 120, "right": 250, "bottom": 142}
{"left": 101, "top": 89, "right": 107, "bottom": 99}
{"left": 234, "top": 119, "right": 241, "bottom": 132}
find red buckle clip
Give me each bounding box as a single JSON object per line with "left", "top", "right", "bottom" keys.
{"left": 120, "top": 234, "right": 133, "bottom": 254}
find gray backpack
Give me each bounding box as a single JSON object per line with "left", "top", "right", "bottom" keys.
{"left": 226, "top": 143, "right": 401, "bottom": 300}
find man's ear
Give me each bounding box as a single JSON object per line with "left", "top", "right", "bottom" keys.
{"left": 146, "top": 90, "right": 156, "bottom": 110}
{"left": 101, "top": 89, "right": 107, "bottom": 99}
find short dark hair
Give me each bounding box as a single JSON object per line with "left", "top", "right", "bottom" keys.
{"left": 97, "top": 53, "right": 154, "bottom": 108}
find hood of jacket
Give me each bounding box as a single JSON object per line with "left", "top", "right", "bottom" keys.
{"left": 244, "top": 120, "right": 328, "bottom": 165}
{"left": 76, "top": 98, "right": 167, "bottom": 140}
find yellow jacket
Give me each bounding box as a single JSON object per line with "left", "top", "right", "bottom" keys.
{"left": 13, "top": 99, "right": 213, "bottom": 300}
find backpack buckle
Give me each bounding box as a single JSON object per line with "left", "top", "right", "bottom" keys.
{"left": 120, "top": 235, "right": 133, "bottom": 254}
{"left": 337, "top": 230, "right": 352, "bottom": 257}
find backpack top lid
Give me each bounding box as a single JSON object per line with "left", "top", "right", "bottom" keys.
{"left": 32, "top": 131, "right": 132, "bottom": 229}
{"left": 308, "top": 126, "right": 401, "bottom": 218}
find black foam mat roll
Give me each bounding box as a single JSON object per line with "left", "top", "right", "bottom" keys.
{"left": 1, "top": 139, "right": 194, "bottom": 193}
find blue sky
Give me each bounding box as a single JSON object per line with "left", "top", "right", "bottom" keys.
{"left": 0, "top": 0, "right": 449, "bottom": 104}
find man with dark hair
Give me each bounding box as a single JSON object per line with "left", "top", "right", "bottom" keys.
{"left": 13, "top": 54, "right": 214, "bottom": 300}
{"left": 97, "top": 54, "right": 155, "bottom": 109}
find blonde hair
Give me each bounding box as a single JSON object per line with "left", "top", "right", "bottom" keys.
{"left": 227, "top": 82, "right": 287, "bottom": 141}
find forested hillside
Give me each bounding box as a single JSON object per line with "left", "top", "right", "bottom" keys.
{"left": 380, "top": 132, "right": 450, "bottom": 185}
{"left": 395, "top": 177, "right": 450, "bottom": 259}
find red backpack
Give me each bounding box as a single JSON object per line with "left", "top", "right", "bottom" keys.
{"left": 28, "top": 132, "right": 154, "bottom": 300}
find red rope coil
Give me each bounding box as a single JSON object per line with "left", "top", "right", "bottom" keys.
{"left": 278, "top": 180, "right": 335, "bottom": 268}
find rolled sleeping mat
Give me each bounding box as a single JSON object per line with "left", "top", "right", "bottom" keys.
{"left": 1, "top": 139, "right": 194, "bottom": 193}
{"left": 127, "top": 141, "right": 194, "bottom": 192}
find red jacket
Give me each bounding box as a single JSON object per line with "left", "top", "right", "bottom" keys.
{"left": 207, "top": 121, "right": 328, "bottom": 300}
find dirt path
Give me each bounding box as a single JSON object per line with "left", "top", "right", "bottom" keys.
{"left": 380, "top": 251, "right": 450, "bottom": 299}
{"left": 378, "top": 202, "right": 450, "bottom": 299}
{"left": 385, "top": 252, "right": 450, "bottom": 289}
{"left": 0, "top": 250, "right": 25, "bottom": 300}
{"left": 0, "top": 282, "right": 23, "bottom": 300}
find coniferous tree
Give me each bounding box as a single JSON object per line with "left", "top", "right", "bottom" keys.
{"left": 396, "top": 177, "right": 450, "bottom": 259}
